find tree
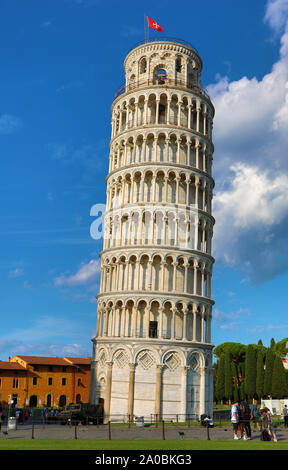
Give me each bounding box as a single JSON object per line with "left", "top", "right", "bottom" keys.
{"left": 271, "top": 356, "right": 288, "bottom": 398}
{"left": 245, "top": 345, "right": 257, "bottom": 400}
{"left": 270, "top": 338, "right": 276, "bottom": 349}
{"left": 256, "top": 348, "right": 264, "bottom": 399}
{"left": 224, "top": 351, "right": 233, "bottom": 402}
{"left": 215, "top": 355, "right": 225, "bottom": 403}
{"left": 274, "top": 338, "right": 288, "bottom": 356}
{"left": 264, "top": 348, "right": 274, "bottom": 398}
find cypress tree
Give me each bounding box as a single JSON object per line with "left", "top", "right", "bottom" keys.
{"left": 245, "top": 345, "right": 257, "bottom": 400}
{"left": 271, "top": 356, "right": 288, "bottom": 398}
{"left": 256, "top": 348, "right": 264, "bottom": 399}
{"left": 224, "top": 351, "right": 233, "bottom": 401}
{"left": 215, "top": 355, "right": 225, "bottom": 403}
{"left": 264, "top": 348, "right": 274, "bottom": 398}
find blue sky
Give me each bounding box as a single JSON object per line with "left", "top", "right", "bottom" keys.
{"left": 1, "top": 0, "right": 288, "bottom": 360}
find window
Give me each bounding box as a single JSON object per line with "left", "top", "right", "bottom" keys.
{"left": 33, "top": 365, "right": 38, "bottom": 371}
{"left": 62, "top": 378, "right": 66, "bottom": 386}
{"left": 0, "top": 378, "right": 2, "bottom": 387}
{"left": 49, "top": 366, "right": 53, "bottom": 372}
{"left": 48, "top": 377, "right": 53, "bottom": 386}
{"left": 176, "top": 57, "right": 182, "bottom": 72}
{"left": 32, "top": 377, "right": 37, "bottom": 386}
{"left": 77, "top": 378, "right": 82, "bottom": 386}
{"left": 140, "top": 57, "right": 147, "bottom": 74}
{"left": 62, "top": 366, "right": 67, "bottom": 372}
{"left": 156, "top": 69, "right": 167, "bottom": 84}
{"left": 13, "top": 378, "right": 18, "bottom": 389}
{"left": 149, "top": 321, "right": 158, "bottom": 338}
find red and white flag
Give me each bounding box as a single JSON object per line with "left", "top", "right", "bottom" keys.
{"left": 147, "top": 16, "right": 164, "bottom": 33}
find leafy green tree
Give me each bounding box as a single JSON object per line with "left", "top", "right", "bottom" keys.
{"left": 264, "top": 348, "right": 274, "bottom": 398}
{"left": 270, "top": 338, "right": 276, "bottom": 349}
{"left": 215, "top": 355, "right": 225, "bottom": 403}
{"left": 256, "top": 348, "right": 264, "bottom": 399}
{"left": 271, "top": 356, "right": 288, "bottom": 398}
{"left": 245, "top": 345, "right": 257, "bottom": 400}
{"left": 233, "top": 385, "right": 240, "bottom": 403}
{"left": 224, "top": 351, "right": 233, "bottom": 401}
{"left": 274, "top": 338, "right": 288, "bottom": 356}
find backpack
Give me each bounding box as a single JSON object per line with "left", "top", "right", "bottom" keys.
{"left": 260, "top": 429, "right": 271, "bottom": 441}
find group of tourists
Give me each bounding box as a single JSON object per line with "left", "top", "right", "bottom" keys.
{"left": 231, "top": 399, "right": 279, "bottom": 441}
{"left": 42, "top": 407, "right": 60, "bottom": 423}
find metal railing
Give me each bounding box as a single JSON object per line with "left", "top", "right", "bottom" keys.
{"left": 127, "top": 37, "right": 199, "bottom": 55}
{"left": 114, "top": 78, "right": 211, "bottom": 101}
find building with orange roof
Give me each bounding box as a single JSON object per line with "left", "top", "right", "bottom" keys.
{"left": 0, "top": 355, "right": 91, "bottom": 408}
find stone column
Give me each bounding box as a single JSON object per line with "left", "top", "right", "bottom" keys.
{"left": 183, "top": 308, "right": 188, "bottom": 341}
{"left": 104, "top": 361, "right": 113, "bottom": 422}
{"left": 88, "top": 358, "right": 98, "bottom": 405}
{"left": 167, "top": 99, "right": 171, "bottom": 125}
{"left": 192, "top": 305, "right": 197, "bottom": 341}
{"left": 181, "top": 366, "right": 189, "bottom": 419}
{"left": 155, "top": 364, "right": 163, "bottom": 419}
{"left": 128, "top": 363, "right": 136, "bottom": 418}
{"left": 199, "top": 367, "right": 206, "bottom": 416}
{"left": 145, "top": 305, "right": 150, "bottom": 338}
{"left": 159, "top": 306, "right": 164, "bottom": 339}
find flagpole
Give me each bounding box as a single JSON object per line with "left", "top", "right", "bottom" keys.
{"left": 144, "top": 13, "right": 147, "bottom": 43}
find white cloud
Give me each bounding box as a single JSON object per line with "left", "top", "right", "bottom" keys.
{"left": 23, "top": 280, "right": 32, "bottom": 289}
{"left": 209, "top": 1, "right": 288, "bottom": 283}
{"left": 8, "top": 268, "right": 24, "bottom": 278}
{"left": 54, "top": 259, "right": 101, "bottom": 287}
{"left": 264, "top": 0, "right": 288, "bottom": 34}
{"left": 0, "top": 114, "right": 22, "bottom": 134}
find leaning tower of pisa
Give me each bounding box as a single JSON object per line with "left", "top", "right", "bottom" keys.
{"left": 89, "top": 37, "right": 215, "bottom": 421}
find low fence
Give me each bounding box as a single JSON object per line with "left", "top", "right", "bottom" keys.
{"left": 1, "top": 413, "right": 287, "bottom": 441}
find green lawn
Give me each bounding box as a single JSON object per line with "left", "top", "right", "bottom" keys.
{"left": 0, "top": 439, "right": 288, "bottom": 451}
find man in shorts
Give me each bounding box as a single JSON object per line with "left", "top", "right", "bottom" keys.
{"left": 231, "top": 401, "right": 240, "bottom": 440}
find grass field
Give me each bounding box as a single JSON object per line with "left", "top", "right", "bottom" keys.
{"left": 0, "top": 439, "right": 287, "bottom": 451}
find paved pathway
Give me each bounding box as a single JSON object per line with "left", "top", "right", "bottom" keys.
{"left": 2, "top": 423, "right": 288, "bottom": 441}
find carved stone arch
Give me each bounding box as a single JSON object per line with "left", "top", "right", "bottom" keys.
{"left": 149, "top": 298, "right": 160, "bottom": 309}
{"left": 134, "top": 347, "right": 158, "bottom": 369}
{"left": 124, "top": 297, "right": 136, "bottom": 308}
{"left": 139, "top": 251, "right": 151, "bottom": 263}
{"left": 164, "top": 253, "right": 176, "bottom": 264}
{"left": 112, "top": 346, "right": 132, "bottom": 368}
{"left": 97, "top": 347, "right": 109, "bottom": 367}
{"left": 187, "top": 349, "right": 205, "bottom": 370}
{"left": 151, "top": 251, "right": 164, "bottom": 263}
{"left": 135, "top": 297, "right": 148, "bottom": 309}
{"left": 161, "top": 349, "right": 184, "bottom": 370}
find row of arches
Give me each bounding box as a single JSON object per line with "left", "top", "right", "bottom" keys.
{"left": 100, "top": 253, "right": 212, "bottom": 297}
{"left": 96, "top": 299, "right": 212, "bottom": 344}
{"left": 96, "top": 345, "right": 211, "bottom": 371}
{"left": 109, "top": 132, "right": 213, "bottom": 175}
{"left": 112, "top": 92, "right": 213, "bottom": 140}
{"left": 28, "top": 394, "right": 81, "bottom": 408}
{"left": 125, "top": 49, "right": 200, "bottom": 91}
{"left": 103, "top": 210, "right": 213, "bottom": 253}
{"left": 107, "top": 168, "right": 213, "bottom": 212}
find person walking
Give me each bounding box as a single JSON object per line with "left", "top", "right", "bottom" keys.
{"left": 241, "top": 400, "right": 252, "bottom": 440}
{"left": 250, "top": 399, "right": 261, "bottom": 431}
{"left": 283, "top": 404, "right": 288, "bottom": 429}
{"left": 231, "top": 401, "right": 240, "bottom": 440}
{"left": 263, "top": 407, "right": 277, "bottom": 442}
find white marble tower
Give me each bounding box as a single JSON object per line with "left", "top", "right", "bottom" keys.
{"left": 89, "top": 37, "right": 215, "bottom": 421}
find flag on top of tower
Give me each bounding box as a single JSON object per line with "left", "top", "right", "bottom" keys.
{"left": 147, "top": 16, "right": 164, "bottom": 32}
